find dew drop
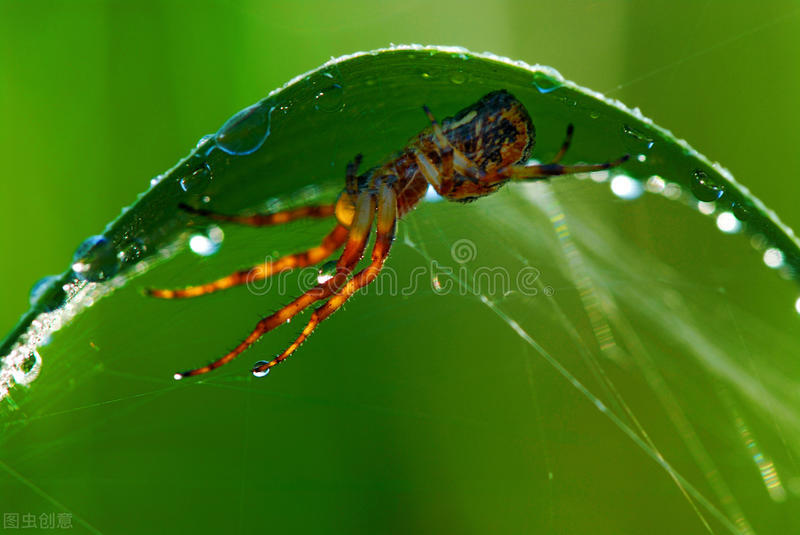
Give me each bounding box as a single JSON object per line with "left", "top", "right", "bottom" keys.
{"left": 732, "top": 201, "right": 752, "bottom": 221}
{"left": 180, "top": 163, "right": 213, "bottom": 192}
{"left": 195, "top": 133, "right": 215, "bottom": 149}
{"left": 645, "top": 175, "right": 666, "bottom": 193}
{"left": 189, "top": 225, "right": 224, "bottom": 256}
{"left": 610, "top": 175, "right": 644, "bottom": 200}
{"left": 621, "top": 124, "right": 655, "bottom": 151}
{"left": 691, "top": 170, "right": 724, "bottom": 202}
{"left": 252, "top": 361, "right": 271, "bottom": 378}
{"left": 795, "top": 296, "right": 800, "bottom": 315}
{"left": 716, "top": 212, "right": 741, "bottom": 234}
{"left": 763, "top": 248, "right": 785, "bottom": 269}
{"left": 532, "top": 72, "right": 562, "bottom": 93}
{"left": 450, "top": 72, "right": 466, "bottom": 85}
{"left": 117, "top": 238, "right": 147, "bottom": 265}
{"left": 317, "top": 260, "right": 337, "bottom": 284}
{"left": 663, "top": 183, "right": 682, "bottom": 200}
{"left": 697, "top": 201, "right": 716, "bottom": 215}
{"left": 215, "top": 103, "right": 275, "bottom": 155}
{"left": 29, "top": 275, "right": 59, "bottom": 307}
{"left": 314, "top": 83, "right": 344, "bottom": 112}
{"left": 72, "top": 235, "right": 119, "bottom": 282}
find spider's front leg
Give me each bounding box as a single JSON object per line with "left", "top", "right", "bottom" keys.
{"left": 499, "top": 124, "right": 629, "bottom": 180}
{"left": 173, "top": 192, "right": 377, "bottom": 378}
{"left": 252, "top": 180, "right": 398, "bottom": 376}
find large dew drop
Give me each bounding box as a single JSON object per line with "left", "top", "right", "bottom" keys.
{"left": 215, "top": 103, "right": 275, "bottom": 156}
{"left": 532, "top": 71, "right": 562, "bottom": 94}
{"left": 252, "top": 360, "right": 271, "bottom": 378}
{"left": 690, "top": 169, "right": 724, "bottom": 202}
{"left": 71, "top": 235, "right": 119, "bottom": 282}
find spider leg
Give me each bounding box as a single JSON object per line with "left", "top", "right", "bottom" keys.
{"left": 173, "top": 192, "right": 377, "bottom": 379}
{"left": 422, "top": 105, "right": 454, "bottom": 180}
{"left": 345, "top": 153, "right": 363, "bottom": 195}
{"left": 551, "top": 124, "right": 574, "bottom": 164}
{"left": 502, "top": 153, "right": 630, "bottom": 181}
{"left": 146, "top": 224, "right": 349, "bottom": 299}
{"left": 252, "top": 182, "right": 397, "bottom": 376}
{"left": 179, "top": 202, "right": 336, "bottom": 227}
{"left": 421, "top": 105, "right": 485, "bottom": 189}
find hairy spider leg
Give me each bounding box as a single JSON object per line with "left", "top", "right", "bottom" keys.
{"left": 501, "top": 153, "right": 630, "bottom": 181}
{"left": 252, "top": 182, "right": 397, "bottom": 376}
{"left": 178, "top": 202, "right": 336, "bottom": 226}
{"left": 146, "top": 224, "right": 349, "bottom": 299}
{"left": 173, "top": 193, "right": 376, "bottom": 379}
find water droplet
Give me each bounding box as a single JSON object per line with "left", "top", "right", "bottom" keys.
{"left": 645, "top": 175, "right": 666, "bottom": 193}
{"left": 532, "top": 72, "right": 562, "bottom": 93}
{"left": 195, "top": 133, "right": 214, "bottom": 149}
{"left": 252, "top": 361, "right": 271, "bottom": 378}
{"left": 716, "top": 212, "right": 741, "bottom": 234}
{"left": 697, "top": 201, "right": 716, "bottom": 215}
{"left": 663, "top": 183, "right": 682, "bottom": 200}
{"left": 450, "top": 72, "right": 466, "bottom": 85}
{"left": 72, "top": 235, "right": 119, "bottom": 282}
{"left": 732, "top": 201, "right": 752, "bottom": 221}
{"left": 763, "top": 248, "right": 785, "bottom": 269}
{"left": 610, "top": 175, "right": 644, "bottom": 200}
{"left": 691, "top": 170, "right": 724, "bottom": 202}
{"left": 621, "top": 124, "right": 655, "bottom": 150}
{"left": 795, "top": 296, "right": 800, "bottom": 315}
{"left": 317, "top": 260, "right": 337, "bottom": 284}
{"left": 589, "top": 111, "right": 600, "bottom": 119}
{"left": 180, "top": 163, "right": 213, "bottom": 192}
{"left": 215, "top": 103, "right": 275, "bottom": 155}
{"left": 314, "top": 83, "right": 344, "bottom": 112}
{"left": 189, "top": 225, "right": 224, "bottom": 256}
{"left": 29, "top": 275, "right": 59, "bottom": 307}
{"left": 116, "top": 238, "right": 147, "bottom": 265}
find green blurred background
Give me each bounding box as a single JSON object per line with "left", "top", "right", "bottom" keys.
{"left": 1, "top": 1, "right": 800, "bottom": 534}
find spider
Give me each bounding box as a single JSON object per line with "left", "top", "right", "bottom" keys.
{"left": 147, "top": 89, "right": 629, "bottom": 379}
